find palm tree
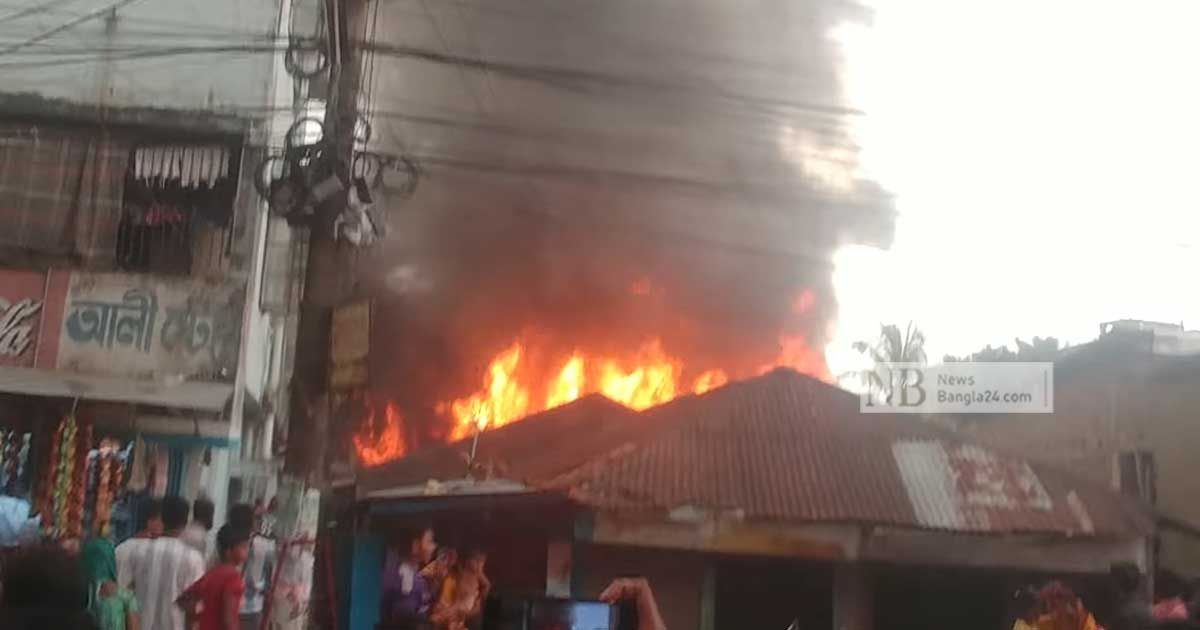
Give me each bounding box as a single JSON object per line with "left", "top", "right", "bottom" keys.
{"left": 851, "top": 322, "right": 927, "bottom": 401}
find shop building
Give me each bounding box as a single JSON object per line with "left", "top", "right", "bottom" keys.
{"left": 351, "top": 369, "right": 1154, "bottom": 630}
{"left": 0, "top": 0, "right": 311, "bottom": 544}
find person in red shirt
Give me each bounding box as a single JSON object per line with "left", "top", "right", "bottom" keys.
{"left": 177, "top": 525, "right": 250, "bottom": 630}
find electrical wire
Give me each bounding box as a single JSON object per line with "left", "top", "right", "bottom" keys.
{"left": 0, "top": 0, "right": 144, "bottom": 55}
{"left": 0, "top": 43, "right": 284, "bottom": 68}
{"left": 0, "top": 0, "right": 80, "bottom": 25}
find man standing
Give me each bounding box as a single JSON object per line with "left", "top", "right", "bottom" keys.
{"left": 182, "top": 496, "right": 215, "bottom": 556}
{"left": 379, "top": 524, "right": 437, "bottom": 630}
{"left": 229, "top": 503, "right": 276, "bottom": 630}
{"left": 131, "top": 495, "right": 205, "bottom": 630}
{"left": 178, "top": 525, "right": 250, "bottom": 630}
{"left": 115, "top": 498, "right": 163, "bottom": 591}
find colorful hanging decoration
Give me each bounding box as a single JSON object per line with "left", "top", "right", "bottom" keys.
{"left": 38, "top": 414, "right": 97, "bottom": 539}
{"left": 68, "top": 420, "right": 91, "bottom": 537}
{"left": 92, "top": 439, "right": 121, "bottom": 536}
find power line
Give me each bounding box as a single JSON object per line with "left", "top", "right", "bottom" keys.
{"left": 0, "top": 42, "right": 284, "bottom": 68}
{"left": 0, "top": 0, "right": 144, "bottom": 56}
{"left": 0, "top": 0, "right": 80, "bottom": 25}
{"left": 360, "top": 40, "right": 861, "bottom": 118}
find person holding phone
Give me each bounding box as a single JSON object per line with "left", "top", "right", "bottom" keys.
{"left": 599, "top": 577, "right": 666, "bottom": 630}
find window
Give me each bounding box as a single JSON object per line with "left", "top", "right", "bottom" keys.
{"left": 116, "top": 144, "right": 239, "bottom": 275}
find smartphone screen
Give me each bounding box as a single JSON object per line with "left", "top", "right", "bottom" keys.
{"left": 528, "top": 598, "right": 617, "bottom": 630}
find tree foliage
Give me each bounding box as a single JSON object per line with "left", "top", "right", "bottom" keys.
{"left": 943, "top": 336, "right": 1064, "bottom": 363}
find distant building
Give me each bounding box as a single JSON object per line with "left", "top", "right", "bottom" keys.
{"left": 966, "top": 320, "right": 1200, "bottom": 577}
{"left": 351, "top": 370, "right": 1151, "bottom": 630}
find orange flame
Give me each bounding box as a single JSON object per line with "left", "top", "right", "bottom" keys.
{"left": 449, "top": 342, "right": 530, "bottom": 441}
{"left": 598, "top": 340, "right": 681, "bottom": 410}
{"left": 546, "top": 353, "right": 585, "bottom": 408}
{"left": 435, "top": 289, "right": 828, "bottom": 442}
{"left": 354, "top": 401, "right": 408, "bottom": 466}
{"left": 692, "top": 369, "right": 729, "bottom": 394}
{"left": 766, "top": 334, "right": 831, "bottom": 382}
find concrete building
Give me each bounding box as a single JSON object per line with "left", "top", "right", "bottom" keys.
{"left": 0, "top": 0, "right": 312, "bottom": 525}
{"left": 965, "top": 321, "right": 1200, "bottom": 578}
{"left": 351, "top": 369, "right": 1152, "bottom": 630}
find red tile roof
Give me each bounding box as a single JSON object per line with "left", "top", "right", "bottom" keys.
{"left": 360, "top": 369, "right": 1153, "bottom": 539}
{"left": 357, "top": 394, "right": 648, "bottom": 493}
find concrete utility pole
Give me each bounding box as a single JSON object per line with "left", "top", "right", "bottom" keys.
{"left": 285, "top": 0, "right": 369, "bottom": 484}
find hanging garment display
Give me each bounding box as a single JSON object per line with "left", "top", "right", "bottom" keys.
{"left": 127, "top": 435, "right": 148, "bottom": 492}
{"left": 151, "top": 444, "right": 169, "bottom": 498}
{"left": 126, "top": 146, "right": 235, "bottom": 227}
{"left": 0, "top": 430, "right": 31, "bottom": 496}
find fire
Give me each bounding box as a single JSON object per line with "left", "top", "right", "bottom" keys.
{"left": 766, "top": 334, "right": 831, "bottom": 381}
{"left": 546, "top": 354, "right": 585, "bottom": 408}
{"left": 598, "top": 340, "right": 681, "bottom": 410}
{"left": 449, "top": 342, "right": 530, "bottom": 441}
{"left": 434, "top": 289, "right": 830, "bottom": 443}
{"left": 692, "top": 369, "right": 729, "bottom": 394}
{"left": 355, "top": 288, "right": 831, "bottom": 465}
{"left": 353, "top": 401, "right": 408, "bottom": 467}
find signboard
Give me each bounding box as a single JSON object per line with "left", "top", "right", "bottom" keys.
{"left": 330, "top": 299, "right": 370, "bottom": 389}
{"left": 55, "top": 272, "right": 242, "bottom": 381}
{"left": 0, "top": 269, "right": 47, "bottom": 367}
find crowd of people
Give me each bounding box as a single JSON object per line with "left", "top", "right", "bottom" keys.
{"left": 0, "top": 495, "right": 277, "bottom": 630}
{"left": 1009, "top": 564, "right": 1200, "bottom": 630}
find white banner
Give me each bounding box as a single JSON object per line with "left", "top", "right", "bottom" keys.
{"left": 859, "top": 362, "right": 1053, "bottom": 414}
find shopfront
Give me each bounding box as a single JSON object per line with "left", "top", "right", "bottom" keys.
{"left": 0, "top": 266, "right": 241, "bottom": 549}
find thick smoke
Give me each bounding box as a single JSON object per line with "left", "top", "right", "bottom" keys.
{"left": 347, "top": 0, "right": 886, "bottom": 449}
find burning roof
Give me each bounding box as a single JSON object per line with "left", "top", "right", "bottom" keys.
{"left": 358, "top": 369, "right": 1153, "bottom": 539}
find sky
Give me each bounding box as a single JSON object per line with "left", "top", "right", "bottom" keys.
{"left": 825, "top": 0, "right": 1200, "bottom": 377}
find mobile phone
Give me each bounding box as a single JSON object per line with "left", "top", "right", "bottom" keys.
{"left": 528, "top": 597, "right": 618, "bottom": 630}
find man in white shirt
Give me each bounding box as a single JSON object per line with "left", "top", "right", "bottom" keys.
{"left": 229, "top": 503, "right": 277, "bottom": 630}
{"left": 115, "top": 497, "right": 163, "bottom": 590}
{"left": 181, "top": 496, "right": 214, "bottom": 556}
{"left": 131, "top": 495, "right": 205, "bottom": 630}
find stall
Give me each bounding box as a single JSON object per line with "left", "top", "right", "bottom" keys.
{"left": 0, "top": 392, "right": 230, "bottom": 550}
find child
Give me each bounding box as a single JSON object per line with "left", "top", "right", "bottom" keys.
{"left": 177, "top": 525, "right": 249, "bottom": 630}
{"left": 82, "top": 537, "right": 141, "bottom": 630}
{"left": 432, "top": 549, "right": 491, "bottom": 630}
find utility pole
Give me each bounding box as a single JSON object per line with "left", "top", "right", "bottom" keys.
{"left": 285, "top": 0, "right": 368, "bottom": 484}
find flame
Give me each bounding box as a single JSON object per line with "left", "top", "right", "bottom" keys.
{"left": 449, "top": 342, "right": 530, "bottom": 440}
{"left": 354, "top": 401, "right": 408, "bottom": 466}
{"left": 692, "top": 369, "right": 729, "bottom": 394}
{"left": 436, "top": 289, "right": 828, "bottom": 441}
{"left": 546, "top": 354, "right": 585, "bottom": 408}
{"left": 598, "top": 340, "right": 681, "bottom": 410}
{"left": 767, "top": 334, "right": 831, "bottom": 382}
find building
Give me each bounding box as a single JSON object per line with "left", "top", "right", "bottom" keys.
{"left": 0, "top": 0, "right": 309, "bottom": 531}
{"left": 351, "top": 369, "right": 1152, "bottom": 630}
{"left": 965, "top": 321, "right": 1200, "bottom": 578}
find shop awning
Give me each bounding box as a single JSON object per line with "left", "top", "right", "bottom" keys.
{"left": 0, "top": 366, "right": 233, "bottom": 412}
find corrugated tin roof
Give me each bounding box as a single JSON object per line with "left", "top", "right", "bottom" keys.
{"left": 361, "top": 369, "right": 1153, "bottom": 538}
